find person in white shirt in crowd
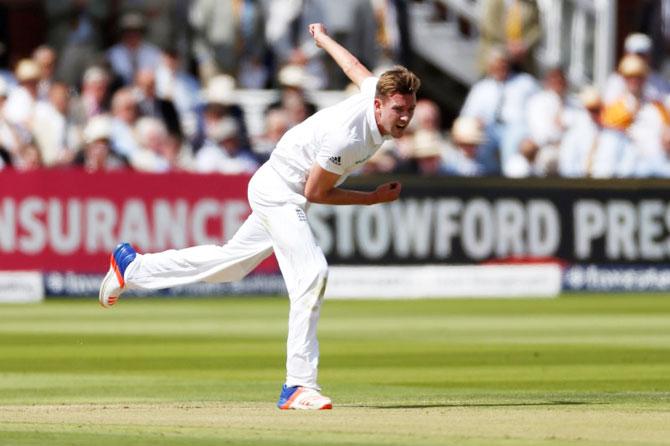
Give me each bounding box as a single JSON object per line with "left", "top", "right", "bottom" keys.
{"left": 32, "top": 45, "right": 58, "bottom": 101}
{"left": 635, "top": 126, "right": 670, "bottom": 178}
{"left": 155, "top": 46, "right": 201, "bottom": 140}
{"left": 443, "top": 116, "right": 488, "bottom": 176}
{"left": 253, "top": 108, "right": 290, "bottom": 159}
{"left": 75, "top": 115, "right": 128, "bottom": 172}
{"left": 162, "top": 133, "right": 196, "bottom": 172}
{"left": 107, "top": 12, "right": 162, "bottom": 85}
{"left": 32, "top": 82, "right": 82, "bottom": 167}
{"left": 558, "top": 86, "right": 604, "bottom": 178}
{"left": 195, "top": 116, "right": 258, "bottom": 175}
{"left": 4, "top": 59, "right": 41, "bottom": 129}
{"left": 603, "top": 33, "right": 670, "bottom": 105}
{"left": 99, "top": 23, "right": 419, "bottom": 410}
{"left": 627, "top": 95, "right": 670, "bottom": 177}
{"left": 70, "top": 66, "right": 111, "bottom": 124}
{"left": 591, "top": 54, "right": 650, "bottom": 178}
{"left": 109, "top": 87, "right": 142, "bottom": 159}
{"left": 460, "top": 48, "right": 539, "bottom": 174}
{"left": 505, "top": 66, "right": 578, "bottom": 177}
{"left": 130, "top": 117, "right": 172, "bottom": 172}
{"left": 0, "top": 77, "right": 23, "bottom": 161}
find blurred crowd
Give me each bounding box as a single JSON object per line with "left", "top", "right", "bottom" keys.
{"left": 0, "top": 0, "right": 409, "bottom": 174}
{"left": 1, "top": 0, "right": 670, "bottom": 179}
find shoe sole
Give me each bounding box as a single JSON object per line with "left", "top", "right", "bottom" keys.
{"left": 99, "top": 253, "right": 124, "bottom": 308}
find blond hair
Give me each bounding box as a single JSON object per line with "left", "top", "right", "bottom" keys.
{"left": 375, "top": 66, "right": 421, "bottom": 98}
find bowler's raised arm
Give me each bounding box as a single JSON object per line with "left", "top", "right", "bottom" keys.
{"left": 308, "top": 23, "right": 373, "bottom": 88}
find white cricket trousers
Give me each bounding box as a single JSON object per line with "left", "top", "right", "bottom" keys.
{"left": 124, "top": 163, "right": 329, "bottom": 389}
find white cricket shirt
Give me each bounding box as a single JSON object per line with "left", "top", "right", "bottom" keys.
{"left": 268, "top": 76, "right": 386, "bottom": 192}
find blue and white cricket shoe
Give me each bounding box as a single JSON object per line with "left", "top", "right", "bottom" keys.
{"left": 99, "top": 243, "right": 137, "bottom": 308}
{"left": 277, "top": 385, "right": 332, "bottom": 410}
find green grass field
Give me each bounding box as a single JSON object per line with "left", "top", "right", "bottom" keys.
{"left": 1, "top": 294, "right": 669, "bottom": 446}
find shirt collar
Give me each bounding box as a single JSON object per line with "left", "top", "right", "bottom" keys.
{"left": 366, "top": 96, "right": 385, "bottom": 145}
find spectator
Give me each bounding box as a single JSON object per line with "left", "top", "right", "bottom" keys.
{"left": 559, "top": 86, "right": 604, "bottom": 178}
{"left": 4, "top": 59, "right": 41, "bottom": 128}
{"left": 268, "top": 64, "right": 318, "bottom": 128}
{"left": 75, "top": 115, "right": 127, "bottom": 172}
{"left": 443, "top": 116, "right": 488, "bottom": 176}
{"left": 195, "top": 116, "right": 258, "bottom": 174}
{"left": 628, "top": 96, "right": 670, "bottom": 177}
{"left": 70, "top": 66, "right": 111, "bottom": 123}
{"left": 371, "top": 0, "right": 411, "bottom": 67}
{"left": 32, "top": 45, "right": 57, "bottom": 100}
{"left": 130, "top": 117, "right": 171, "bottom": 172}
{"left": 601, "top": 54, "right": 648, "bottom": 132}
{"left": 505, "top": 67, "right": 578, "bottom": 177}
{"left": 603, "top": 33, "right": 670, "bottom": 105}
{"left": 133, "top": 68, "right": 182, "bottom": 137}
{"left": 409, "top": 129, "right": 448, "bottom": 175}
{"left": 32, "top": 82, "right": 81, "bottom": 166}
{"left": 14, "top": 142, "right": 43, "bottom": 171}
{"left": 107, "top": 12, "right": 162, "bottom": 85}
{"left": 478, "top": 0, "right": 542, "bottom": 76}
{"left": 109, "top": 87, "right": 142, "bottom": 159}
{"left": 253, "top": 108, "right": 290, "bottom": 158}
{"left": 460, "top": 48, "right": 539, "bottom": 174}
{"left": 155, "top": 46, "right": 201, "bottom": 139}
{"left": 0, "top": 77, "right": 22, "bottom": 159}
{"left": 197, "top": 74, "right": 250, "bottom": 153}
{"left": 189, "top": 0, "right": 268, "bottom": 87}
{"left": 162, "top": 133, "right": 195, "bottom": 172}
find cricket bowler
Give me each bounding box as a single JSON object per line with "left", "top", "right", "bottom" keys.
{"left": 99, "top": 23, "right": 420, "bottom": 410}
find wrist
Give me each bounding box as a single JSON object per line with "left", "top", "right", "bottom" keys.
{"left": 365, "top": 191, "right": 377, "bottom": 205}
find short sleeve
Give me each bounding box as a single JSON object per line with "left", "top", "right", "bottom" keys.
{"left": 316, "top": 147, "right": 347, "bottom": 175}
{"left": 315, "top": 133, "right": 354, "bottom": 175}
{"left": 360, "top": 77, "right": 378, "bottom": 98}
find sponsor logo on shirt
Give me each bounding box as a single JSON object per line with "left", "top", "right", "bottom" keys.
{"left": 295, "top": 208, "right": 307, "bottom": 222}
{"left": 329, "top": 156, "right": 341, "bottom": 166}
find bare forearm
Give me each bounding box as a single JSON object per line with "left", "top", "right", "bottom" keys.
{"left": 310, "top": 24, "right": 372, "bottom": 87}
{"left": 306, "top": 187, "right": 376, "bottom": 205}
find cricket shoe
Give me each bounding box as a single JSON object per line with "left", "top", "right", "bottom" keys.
{"left": 99, "top": 242, "right": 137, "bottom": 308}
{"left": 277, "top": 385, "right": 332, "bottom": 410}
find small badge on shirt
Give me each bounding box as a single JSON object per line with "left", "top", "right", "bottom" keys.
{"left": 295, "top": 208, "right": 308, "bottom": 222}
{"left": 328, "top": 156, "right": 342, "bottom": 166}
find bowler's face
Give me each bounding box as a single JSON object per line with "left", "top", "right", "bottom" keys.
{"left": 375, "top": 93, "right": 416, "bottom": 138}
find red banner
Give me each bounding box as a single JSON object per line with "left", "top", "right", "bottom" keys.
{"left": 0, "top": 169, "right": 279, "bottom": 273}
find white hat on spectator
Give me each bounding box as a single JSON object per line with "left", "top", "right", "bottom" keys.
{"left": 452, "top": 117, "right": 485, "bottom": 145}
{"left": 83, "top": 66, "right": 109, "bottom": 84}
{"left": 578, "top": 86, "right": 602, "bottom": 110}
{"left": 207, "top": 117, "right": 239, "bottom": 141}
{"left": 618, "top": 54, "right": 648, "bottom": 77}
{"left": 84, "top": 115, "right": 113, "bottom": 144}
{"left": 278, "top": 64, "right": 318, "bottom": 90}
{"left": 15, "top": 59, "right": 40, "bottom": 82}
{"left": 412, "top": 130, "right": 443, "bottom": 158}
{"left": 624, "top": 33, "right": 652, "bottom": 55}
{"left": 204, "top": 74, "right": 237, "bottom": 105}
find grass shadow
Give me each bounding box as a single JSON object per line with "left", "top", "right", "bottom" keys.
{"left": 352, "top": 401, "right": 598, "bottom": 409}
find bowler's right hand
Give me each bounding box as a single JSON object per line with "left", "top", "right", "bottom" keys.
{"left": 308, "top": 23, "right": 328, "bottom": 48}
{"left": 372, "top": 182, "right": 402, "bottom": 204}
